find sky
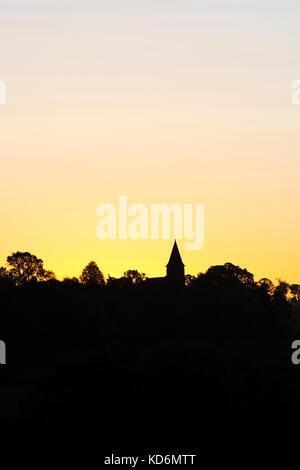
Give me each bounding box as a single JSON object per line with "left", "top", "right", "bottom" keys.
{"left": 0, "top": 0, "right": 300, "bottom": 283}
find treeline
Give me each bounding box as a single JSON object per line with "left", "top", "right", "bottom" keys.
{"left": 0, "top": 251, "right": 299, "bottom": 307}
{"left": 0, "top": 252, "right": 146, "bottom": 288}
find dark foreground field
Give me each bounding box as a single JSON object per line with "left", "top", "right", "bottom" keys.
{"left": 0, "top": 275, "right": 299, "bottom": 438}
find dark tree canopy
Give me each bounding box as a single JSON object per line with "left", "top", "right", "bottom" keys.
{"left": 62, "top": 277, "right": 80, "bottom": 286}
{"left": 185, "top": 274, "right": 195, "bottom": 286}
{"left": 208, "top": 263, "right": 254, "bottom": 285}
{"left": 273, "top": 280, "right": 290, "bottom": 302}
{"left": 123, "top": 270, "right": 147, "bottom": 286}
{"left": 106, "top": 270, "right": 147, "bottom": 288}
{"left": 0, "top": 267, "right": 8, "bottom": 279}
{"left": 193, "top": 262, "right": 255, "bottom": 288}
{"left": 80, "top": 261, "right": 105, "bottom": 286}
{"left": 257, "top": 278, "right": 275, "bottom": 296}
{"left": 6, "top": 251, "right": 55, "bottom": 286}
{"left": 290, "top": 284, "right": 300, "bottom": 304}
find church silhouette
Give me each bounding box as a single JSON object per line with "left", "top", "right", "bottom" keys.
{"left": 145, "top": 240, "right": 185, "bottom": 287}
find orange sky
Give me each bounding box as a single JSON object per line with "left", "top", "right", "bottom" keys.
{"left": 0, "top": 1, "right": 300, "bottom": 283}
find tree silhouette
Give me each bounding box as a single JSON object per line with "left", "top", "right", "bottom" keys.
{"left": 273, "top": 280, "right": 290, "bottom": 302}
{"left": 123, "top": 270, "right": 147, "bottom": 286}
{"left": 80, "top": 261, "right": 105, "bottom": 286}
{"left": 0, "top": 267, "right": 8, "bottom": 279}
{"left": 6, "top": 251, "right": 55, "bottom": 286}
{"left": 0, "top": 266, "right": 13, "bottom": 289}
{"left": 290, "top": 284, "right": 300, "bottom": 304}
{"left": 185, "top": 274, "right": 195, "bottom": 286}
{"left": 62, "top": 277, "right": 80, "bottom": 287}
{"left": 192, "top": 262, "right": 255, "bottom": 289}
{"left": 257, "top": 278, "right": 275, "bottom": 296}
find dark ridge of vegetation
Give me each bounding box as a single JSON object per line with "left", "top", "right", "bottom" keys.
{"left": 0, "top": 251, "right": 298, "bottom": 429}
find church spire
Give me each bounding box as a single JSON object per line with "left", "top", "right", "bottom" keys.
{"left": 166, "top": 241, "right": 185, "bottom": 285}
{"left": 167, "top": 240, "right": 184, "bottom": 267}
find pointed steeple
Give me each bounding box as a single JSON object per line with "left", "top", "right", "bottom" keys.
{"left": 167, "top": 240, "right": 184, "bottom": 267}
{"left": 166, "top": 241, "right": 185, "bottom": 285}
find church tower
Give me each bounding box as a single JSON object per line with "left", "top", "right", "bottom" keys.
{"left": 166, "top": 241, "right": 185, "bottom": 286}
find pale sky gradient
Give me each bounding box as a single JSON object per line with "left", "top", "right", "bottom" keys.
{"left": 1, "top": 0, "right": 300, "bottom": 282}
